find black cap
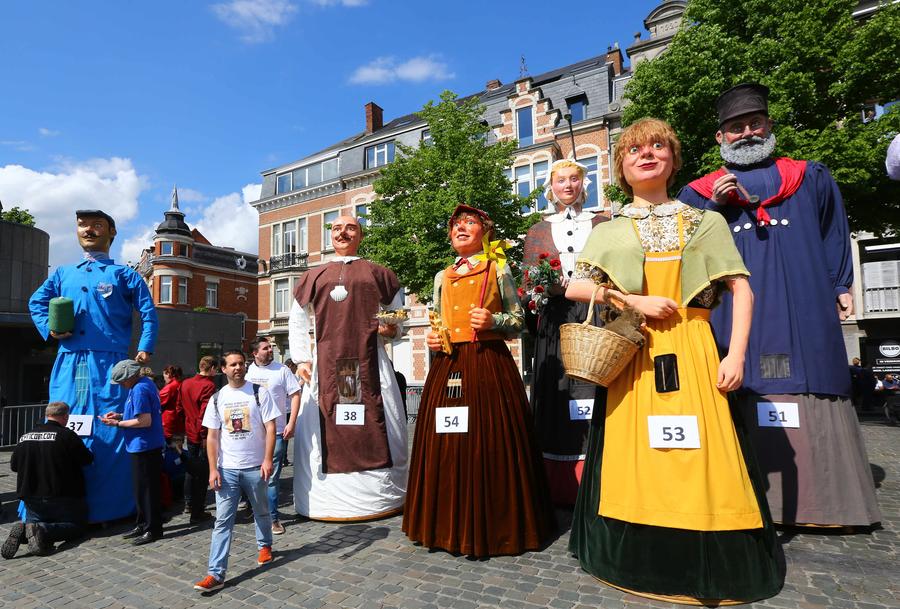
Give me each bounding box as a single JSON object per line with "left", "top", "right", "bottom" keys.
{"left": 75, "top": 209, "right": 116, "bottom": 231}
{"left": 716, "top": 83, "right": 769, "bottom": 126}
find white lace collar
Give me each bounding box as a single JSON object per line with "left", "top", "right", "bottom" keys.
{"left": 621, "top": 200, "right": 685, "bottom": 219}
{"left": 545, "top": 208, "right": 595, "bottom": 223}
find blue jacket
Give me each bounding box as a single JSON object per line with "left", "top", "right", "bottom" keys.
{"left": 29, "top": 257, "right": 157, "bottom": 354}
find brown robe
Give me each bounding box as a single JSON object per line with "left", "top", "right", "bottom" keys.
{"left": 293, "top": 259, "right": 400, "bottom": 474}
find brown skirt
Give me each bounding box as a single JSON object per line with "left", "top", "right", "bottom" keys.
{"left": 402, "top": 340, "right": 556, "bottom": 557}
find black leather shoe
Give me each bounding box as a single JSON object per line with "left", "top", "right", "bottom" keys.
{"left": 122, "top": 527, "right": 144, "bottom": 540}
{"left": 131, "top": 532, "right": 161, "bottom": 546}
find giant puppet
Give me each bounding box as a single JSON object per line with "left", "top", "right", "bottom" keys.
{"left": 678, "top": 84, "right": 881, "bottom": 528}
{"left": 288, "top": 215, "right": 408, "bottom": 521}
{"left": 29, "top": 210, "right": 158, "bottom": 522}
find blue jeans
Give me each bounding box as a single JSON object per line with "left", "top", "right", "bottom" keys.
{"left": 267, "top": 436, "right": 286, "bottom": 521}
{"left": 24, "top": 497, "right": 87, "bottom": 543}
{"left": 207, "top": 467, "right": 273, "bottom": 580}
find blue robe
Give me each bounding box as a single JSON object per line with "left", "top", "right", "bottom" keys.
{"left": 29, "top": 256, "right": 158, "bottom": 522}
{"left": 678, "top": 159, "right": 852, "bottom": 397}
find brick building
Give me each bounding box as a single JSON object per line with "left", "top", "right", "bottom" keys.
{"left": 135, "top": 189, "right": 259, "bottom": 355}
{"left": 251, "top": 45, "right": 635, "bottom": 385}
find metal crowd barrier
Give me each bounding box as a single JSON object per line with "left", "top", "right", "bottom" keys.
{"left": 406, "top": 385, "right": 423, "bottom": 423}
{"left": 0, "top": 403, "right": 45, "bottom": 449}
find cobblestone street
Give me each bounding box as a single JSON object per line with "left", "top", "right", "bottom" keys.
{"left": 0, "top": 418, "right": 897, "bottom": 609}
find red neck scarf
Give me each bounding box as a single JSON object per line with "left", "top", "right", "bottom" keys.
{"left": 688, "top": 157, "right": 807, "bottom": 223}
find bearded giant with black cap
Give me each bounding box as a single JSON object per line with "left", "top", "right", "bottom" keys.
{"left": 677, "top": 83, "right": 882, "bottom": 529}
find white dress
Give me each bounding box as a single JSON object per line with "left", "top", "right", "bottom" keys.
{"left": 288, "top": 259, "right": 408, "bottom": 520}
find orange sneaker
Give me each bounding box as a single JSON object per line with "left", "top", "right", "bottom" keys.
{"left": 193, "top": 575, "right": 223, "bottom": 592}
{"left": 257, "top": 545, "right": 273, "bottom": 565}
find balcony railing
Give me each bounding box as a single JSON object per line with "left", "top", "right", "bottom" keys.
{"left": 269, "top": 251, "right": 309, "bottom": 273}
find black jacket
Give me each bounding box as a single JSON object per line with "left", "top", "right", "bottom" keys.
{"left": 11, "top": 420, "right": 94, "bottom": 499}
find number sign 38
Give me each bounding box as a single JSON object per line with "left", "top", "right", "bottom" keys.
{"left": 435, "top": 407, "right": 469, "bottom": 433}
{"left": 335, "top": 404, "right": 365, "bottom": 426}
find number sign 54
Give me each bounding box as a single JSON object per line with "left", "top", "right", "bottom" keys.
{"left": 435, "top": 407, "right": 469, "bottom": 434}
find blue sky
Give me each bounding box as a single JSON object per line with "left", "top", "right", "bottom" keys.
{"left": 0, "top": 0, "right": 662, "bottom": 268}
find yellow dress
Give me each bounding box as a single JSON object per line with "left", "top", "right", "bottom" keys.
{"left": 569, "top": 202, "right": 783, "bottom": 605}
{"left": 599, "top": 212, "right": 761, "bottom": 531}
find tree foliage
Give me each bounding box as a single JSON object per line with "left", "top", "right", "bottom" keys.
{"left": 363, "top": 91, "right": 539, "bottom": 302}
{"left": 1, "top": 205, "right": 36, "bottom": 227}
{"left": 623, "top": 0, "right": 900, "bottom": 234}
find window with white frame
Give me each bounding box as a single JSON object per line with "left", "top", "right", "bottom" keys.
{"left": 580, "top": 155, "right": 601, "bottom": 209}
{"left": 323, "top": 210, "right": 339, "bottom": 251}
{"left": 322, "top": 158, "right": 339, "bottom": 182}
{"left": 272, "top": 223, "right": 282, "bottom": 256}
{"left": 355, "top": 204, "right": 368, "bottom": 227}
{"left": 274, "top": 278, "right": 290, "bottom": 315}
{"left": 421, "top": 129, "right": 432, "bottom": 146}
{"left": 516, "top": 106, "right": 534, "bottom": 147}
{"left": 160, "top": 241, "right": 173, "bottom": 256}
{"left": 177, "top": 277, "right": 188, "bottom": 305}
{"left": 206, "top": 282, "right": 218, "bottom": 308}
{"left": 276, "top": 173, "right": 291, "bottom": 194}
{"left": 365, "top": 142, "right": 395, "bottom": 169}
{"left": 291, "top": 167, "right": 307, "bottom": 190}
{"left": 283, "top": 220, "right": 297, "bottom": 254}
{"left": 159, "top": 276, "right": 173, "bottom": 304}
{"left": 297, "top": 217, "right": 308, "bottom": 252}
{"left": 515, "top": 160, "right": 549, "bottom": 213}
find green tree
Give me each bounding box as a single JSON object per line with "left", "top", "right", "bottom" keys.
{"left": 623, "top": 0, "right": 900, "bottom": 234}
{"left": 363, "top": 91, "right": 539, "bottom": 302}
{"left": 1, "top": 205, "right": 36, "bottom": 227}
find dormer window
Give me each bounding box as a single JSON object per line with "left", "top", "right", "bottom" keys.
{"left": 516, "top": 106, "right": 534, "bottom": 147}
{"left": 365, "top": 141, "right": 395, "bottom": 169}
{"left": 567, "top": 94, "right": 587, "bottom": 124}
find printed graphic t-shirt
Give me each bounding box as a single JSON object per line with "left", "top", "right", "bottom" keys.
{"left": 202, "top": 382, "right": 280, "bottom": 469}
{"left": 246, "top": 361, "right": 300, "bottom": 433}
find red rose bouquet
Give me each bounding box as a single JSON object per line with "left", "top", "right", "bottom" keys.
{"left": 522, "top": 252, "right": 562, "bottom": 311}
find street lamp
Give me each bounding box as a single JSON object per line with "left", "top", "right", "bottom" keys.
{"left": 564, "top": 112, "right": 577, "bottom": 161}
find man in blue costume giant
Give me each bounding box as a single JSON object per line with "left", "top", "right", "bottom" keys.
{"left": 29, "top": 210, "right": 158, "bottom": 522}
{"left": 678, "top": 84, "right": 881, "bottom": 529}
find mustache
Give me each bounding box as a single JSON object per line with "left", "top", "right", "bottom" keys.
{"left": 730, "top": 135, "right": 767, "bottom": 149}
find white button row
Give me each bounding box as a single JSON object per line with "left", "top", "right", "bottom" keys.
{"left": 733, "top": 218, "right": 790, "bottom": 232}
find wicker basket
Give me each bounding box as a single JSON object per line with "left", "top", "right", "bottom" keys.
{"left": 560, "top": 287, "right": 640, "bottom": 387}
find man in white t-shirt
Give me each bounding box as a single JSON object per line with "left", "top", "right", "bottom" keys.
{"left": 193, "top": 350, "right": 280, "bottom": 593}
{"left": 246, "top": 337, "right": 300, "bottom": 535}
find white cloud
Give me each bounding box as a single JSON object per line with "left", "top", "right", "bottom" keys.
{"left": 175, "top": 187, "right": 208, "bottom": 203}
{"left": 211, "top": 0, "right": 298, "bottom": 43}
{"left": 1, "top": 140, "right": 35, "bottom": 152}
{"left": 311, "top": 0, "right": 368, "bottom": 6}
{"left": 119, "top": 225, "right": 158, "bottom": 267}
{"left": 349, "top": 55, "right": 455, "bottom": 85}
{"left": 0, "top": 158, "right": 147, "bottom": 269}
{"left": 38, "top": 127, "right": 60, "bottom": 137}
{"left": 190, "top": 183, "right": 262, "bottom": 254}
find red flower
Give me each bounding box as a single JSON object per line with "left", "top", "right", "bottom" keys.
{"left": 549, "top": 258, "right": 561, "bottom": 269}
{"left": 534, "top": 285, "right": 545, "bottom": 293}
{"left": 528, "top": 300, "right": 537, "bottom": 310}
{"left": 538, "top": 252, "right": 549, "bottom": 260}
{"left": 517, "top": 287, "right": 525, "bottom": 298}
{"left": 524, "top": 269, "right": 530, "bottom": 279}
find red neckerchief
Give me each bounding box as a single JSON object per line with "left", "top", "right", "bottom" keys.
{"left": 688, "top": 157, "right": 807, "bottom": 223}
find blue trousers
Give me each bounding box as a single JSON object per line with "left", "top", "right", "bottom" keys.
{"left": 207, "top": 467, "right": 272, "bottom": 580}
{"left": 24, "top": 497, "right": 87, "bottom": 543}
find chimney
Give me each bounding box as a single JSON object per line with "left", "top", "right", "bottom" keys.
{"left": 486, "top": 79, "right": 502, "bottom": 91}
{"left": 365, "top": 102, "right": 383, "bottom": 133}
{"left": 605, "top": 45, "right": 624, "bottom": 76}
